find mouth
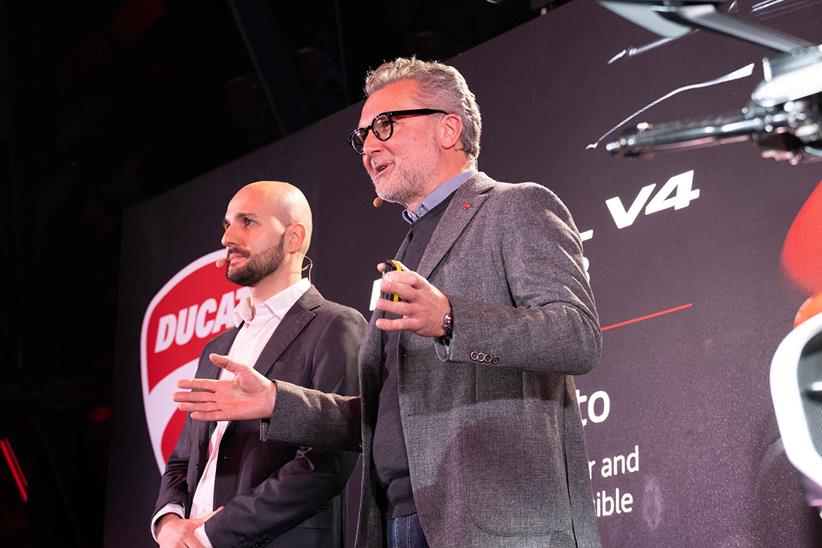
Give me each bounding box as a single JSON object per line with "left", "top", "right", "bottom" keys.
{"left": 371, "top": 160, "right": 393, "bottom": 179}
{"left": 226, "top": 249, "right": 249, "bottom": 266}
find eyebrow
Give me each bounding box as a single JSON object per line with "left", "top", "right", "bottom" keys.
{"left": 223, "top": 212, "right": 258, "bottom": 227}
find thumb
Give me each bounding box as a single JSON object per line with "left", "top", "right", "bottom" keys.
{"left": 209, "top": 353, "right": 239, "bottom": 372}
{"left": 193, "top": 506, "right": 223, "bottom": 525}
{"left": 378, "top": 259, "right": 410, "bottom": 274}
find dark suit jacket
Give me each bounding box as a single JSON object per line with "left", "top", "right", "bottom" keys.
{"left": 154, "top": 286, "right": 366, "bottom": 548}
{"left": 263, "top": 174, "right": 602, "bottom": 548}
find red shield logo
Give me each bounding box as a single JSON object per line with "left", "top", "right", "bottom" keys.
{"left": 140, "top": 250, "right": 249, "bottom": 472}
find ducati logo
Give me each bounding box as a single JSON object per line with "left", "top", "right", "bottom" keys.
{"left": 140, "top": 250, "right": 249, "bottom": 472}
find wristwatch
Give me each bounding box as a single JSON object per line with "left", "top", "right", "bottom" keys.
{"left": 441, "top": 308, "right": 454, "bottom": 341}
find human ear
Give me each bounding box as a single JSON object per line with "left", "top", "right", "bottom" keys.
{"left": 438, "top": 114, "right": 463, "bottom": 150}
{"left": 286, "top": 223, "right": 306, "bottom": 253}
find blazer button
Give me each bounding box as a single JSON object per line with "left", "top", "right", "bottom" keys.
{"left": 491, "top": 356, "right": 499, "bottom": 365}
{"left": 470, "top": 351, "right": 478, "bottom": 361}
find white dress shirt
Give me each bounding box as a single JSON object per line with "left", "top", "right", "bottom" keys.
{"left": 151, "top": 278, "right": 311, "bottom": 547}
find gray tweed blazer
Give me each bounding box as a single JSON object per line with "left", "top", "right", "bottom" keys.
{"left": 265, "top": 172, "right": 602, "bottom": 548}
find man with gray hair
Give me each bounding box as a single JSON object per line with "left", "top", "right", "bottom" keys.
{"left": 175, "top": 59, "right": 602, "bottom": 547}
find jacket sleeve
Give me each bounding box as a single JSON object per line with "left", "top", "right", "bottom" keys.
{"left": 435, "top": 183, "right": 601, "bottom": 375}
{"left": 153, "top": 340, "right": 222, "bottom": 523}
{"left": 261, "top": 382, "right": 363, "bottom": 452}
{"left": 153, "top": 414, "right": 193, "bottom": 515}
{"left": 204, "top": 308, "right": 366, "bottom": 547}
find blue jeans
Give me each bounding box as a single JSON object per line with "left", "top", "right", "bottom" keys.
{"left": 386, "top": 513, "right": 429, "bottom": 548}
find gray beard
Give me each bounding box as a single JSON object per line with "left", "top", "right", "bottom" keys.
{"left": 376, "top": 164, "right": 426, "bottom": 207}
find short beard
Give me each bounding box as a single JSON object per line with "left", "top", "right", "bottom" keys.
{"left": 226, "top": 233, "right": 286, "bottom": 287}
{"left": 374, "top": 135, "right": 437, "bottom": 206}
{"left": 376, "top": 162, "right": 427, "bottom": 207}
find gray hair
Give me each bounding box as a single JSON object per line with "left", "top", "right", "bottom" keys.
{"left": 364, "top": 57, "right": 482, "bottom": 164}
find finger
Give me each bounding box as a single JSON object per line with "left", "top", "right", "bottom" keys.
{"left": 375, "top": 317, "right": 418, "bottom": 332}
{"left": 381, "top": 281, "right": 424, "bottom": 304}
{"left": 209, "top": 353, "right": 238, "bottom": 372}
{"left": 173, "top": 391, "right": 217, "bottom": 403}
{"left": 176, "top": 378, "right": 197, "bottom": 390}
{"left": 382, "top": 269, "right": 420, "bottom": 287}
{"left": 177, "top": 402, "right": 221, "bottom": 413}
{"left": 376, "top": 262, "right": 386, "bottom": 273}
{"left": 380, "top": 275, "right": 420, "bottom": 297}
{"left": 190, "top": 411, "right": 229, "bottom": 421}
{"left": 374, "top": 297, "right": 412, "bottom": 316}
{"left": 177, "top": 378, "right": 219, "bottom": 391}
{"left": 193, "top": 507, "right": 223, "bottom": 525}
{"left": 209, "top": 353, "right": 247, "bottom": 374}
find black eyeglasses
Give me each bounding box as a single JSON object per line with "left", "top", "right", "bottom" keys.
{"left": 346, "top": 108, "right": 447, "bottom": 155}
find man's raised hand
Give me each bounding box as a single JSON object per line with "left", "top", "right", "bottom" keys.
{"left": 174, "top": 354, "right": 277, "bottom": 421}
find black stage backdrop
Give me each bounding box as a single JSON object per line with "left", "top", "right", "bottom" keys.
{"left": 105, "top": 1, "right": 822, "bottom": 546}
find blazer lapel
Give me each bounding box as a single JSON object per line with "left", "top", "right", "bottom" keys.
{"left": 416, "top": 172, "right": 493, "bottom": 279}
{"left": 204, "top": 328, "right": 239, "bottom": 380}
{"left": 203, "top": 328, "right": 239, "bottom": 439}
{"left": 393, "top": 228, "right": 413, "bottom": 263}
{"left": 250, "top": 285, "right": 320, "bottom": 378}
{"left": 362, "top": 227, "right": 413, "bottom": 352}
{"left": 219, "top": 286, "right": 319, "bottom": 444}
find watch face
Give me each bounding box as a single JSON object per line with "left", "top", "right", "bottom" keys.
{"left": 442, "top": 311, "right": 453, "bottom": 338}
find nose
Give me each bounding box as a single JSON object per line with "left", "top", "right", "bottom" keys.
{"left": 221, "top": 223, "right": 235, "bottom": 248}
{"left": 361, "top": 130, "right": 383, "bottom": 156}
{"left": 361, "top": 135, "right": 383, "bottom": 171}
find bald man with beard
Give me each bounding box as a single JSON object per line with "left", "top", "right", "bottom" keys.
{"left": 151, "top": 181, "right": 366, "bottom": 548}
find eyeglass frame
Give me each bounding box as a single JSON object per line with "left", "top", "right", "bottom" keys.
{"left": 346, "top": 108, "right": 448, "bottom": 156}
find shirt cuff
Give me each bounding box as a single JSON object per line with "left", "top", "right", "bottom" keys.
{"left": 150, "top": 504, "right": 185, "bottom": 543}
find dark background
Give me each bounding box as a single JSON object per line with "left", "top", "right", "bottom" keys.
{"left": 5, "top": 0, "right": 822, "bottom": 547}
{"left": 0, "top": 1, "right": 558, "bottom": 546}
{"left": 107, "top": 0, "right": 822, "bottom": 546}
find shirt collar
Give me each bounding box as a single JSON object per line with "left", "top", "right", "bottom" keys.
{"left": 232, "top": 277, "right": 311, "bottom": 327}
{"left": 402, "top": 170, "right": 476, "bottom": 224}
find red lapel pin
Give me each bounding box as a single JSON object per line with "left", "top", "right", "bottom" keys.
{"left": 462, "top": 201, "right": 471, "bottom": 209}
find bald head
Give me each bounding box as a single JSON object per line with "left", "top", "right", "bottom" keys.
{"left": 233, "top": 181, "right": 313, "bottom": 254}
{"left": 221, "top": 180, "right": 314, "bottom": 297}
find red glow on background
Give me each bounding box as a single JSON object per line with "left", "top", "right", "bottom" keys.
{"left": 795, "top": 292, "right": 822, "bottom": 327}
{"left": 601, "top": 303, "right": 693, "bottom": 332}
{"left": 1, "top": 438, "right": 28, "bottom": 503}
{"left": 782, "top": 181, "right": 822, "bottom": 294}
{"left": 89, "top": 405, "right": 112, "bottom": 424}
